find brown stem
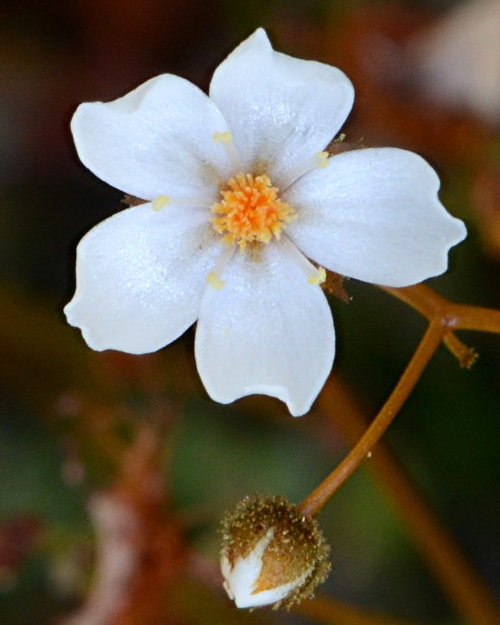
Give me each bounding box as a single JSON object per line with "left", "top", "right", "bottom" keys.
{"left": 442, "top": 332, "right": 478, "bottom": 368}
{"left": 296, "top": 283, "right": 500, "bottom": 624}
{"left": 448, "top": 302, "right": 500, "bottom": 333}
{"left": 381, "top": 284, "right": 500, "bottom": 333}
{"left": 298, "top": 319, "right": 445, "bottom": 517}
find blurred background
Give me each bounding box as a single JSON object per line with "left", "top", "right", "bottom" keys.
{"left": 0, "top": 1, "right": 499, "bottom": 624}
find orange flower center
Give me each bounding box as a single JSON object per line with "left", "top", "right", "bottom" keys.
{"left": 211, "top": 173, "right": 296, "bottom": 249}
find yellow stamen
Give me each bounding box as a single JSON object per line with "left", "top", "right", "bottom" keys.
{"left": 308, "top": 266, "right": 326, "bottom": 285}
{"left": 212, "top": 131, "right": 233, "bottom": 143}
{"left": 207, "top": 272, "right": 225, "bottom": 290}
{"left": 212, "top": 131, "right": 243, "bottom": 170}
{"left": 316, "top": 151, "right": 329, "bottom": 168}
{"left": 211, "top": 173, "right": 296, "bottom": 250}
{"left": 152, "top": 195, "right": 170, "bottom": 211}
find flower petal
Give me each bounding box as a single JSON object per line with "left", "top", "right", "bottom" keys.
{"left": 65, "top": 204, "right": 221, "bottom": 354}
{"left": 221, "top": 530, "right": 308, "bottom": 608}
{"left": 72, "top": 75, "right": 233, "bottom": 201}
{"left": 285, "top": 148, "right": 467, "bottom": 287}
{"left": 209, "top": 28, "right": 354, "bottom": 187}
{"left": 194, "top": 241, "right": 335, "bottom": 416}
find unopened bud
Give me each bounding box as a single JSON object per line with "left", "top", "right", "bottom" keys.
{"left": 220, "top": 494, "right": 331, "bottom": 609}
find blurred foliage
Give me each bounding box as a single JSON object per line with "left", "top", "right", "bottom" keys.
{"left": 0, "top": 1, "right": 499, "bottom": 624}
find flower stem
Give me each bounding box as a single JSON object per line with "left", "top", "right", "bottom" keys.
{"left": 381, "top": 284, "right": 500, "bottom": 334}
{"left": 380, "top": 283, "right": 500, "bottom": 367}
{"left": 298, "top": 319, "right": 445, "bottom": 517}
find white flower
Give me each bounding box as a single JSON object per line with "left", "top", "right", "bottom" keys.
{"left": 64, "top": 28, "right": 466, "bottom": 416}
{"left": 220, "top": 495, "right": 330, "bottom": 609}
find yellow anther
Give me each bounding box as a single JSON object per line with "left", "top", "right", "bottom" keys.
{"left": 316, "top": 152, "right": 329, "bottom": 169}
{"left": 308, "top": 266, "right": 326, "bottom": 285}
{"left": 152, "top": 195, "right": 170, "bottom": 211}
{"left": 333, "top": 133, "right": 346, "bottom": 143}
{"left": 207, "top": 272, "right": 225, "bottom": 290}
{"left": 211, "top": 173, "right": 296, "bottom": 250}
{"left": 212, "top": 131, "right": 232, "bottom": 144}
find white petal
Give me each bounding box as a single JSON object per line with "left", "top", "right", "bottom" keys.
{"left": 65, "top": 204, "right": 220, "bottom": 354}
{"left": 221, "top": 529, "right": 308, "bottom": 609}
{"left": 209, "top": 28, "right": 354, "bottom": 187}
{"left": 221, "top": 530, "right": 271, "bottom": 609}
{"left": 72, "top": 74, "right": 233, "bottom": 201}
{"left": 194, "top": 241, "right": 335, "bottom": 416}
{"left": 285, "top": 148, "right": 467, "bottom": 287}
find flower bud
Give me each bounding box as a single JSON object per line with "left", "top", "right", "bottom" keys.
{"left": 220, "top": 495, "right": 331, "bottom": 609}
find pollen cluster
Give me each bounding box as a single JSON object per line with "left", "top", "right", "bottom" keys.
{"left": 211, "top": 173, "right": 296, "bottom": 249}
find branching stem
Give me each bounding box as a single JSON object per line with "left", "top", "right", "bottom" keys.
{"left": 298, "top": 283, "right": 500, "bottom": 624}
{"left": 381, "top": 284, "right": 500, "bottom": 334}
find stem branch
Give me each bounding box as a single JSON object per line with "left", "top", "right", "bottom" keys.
{"left": 381, "top": 284, "right": 500, "bottom": 334}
